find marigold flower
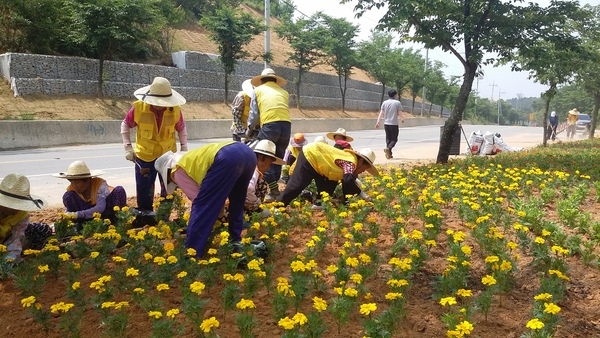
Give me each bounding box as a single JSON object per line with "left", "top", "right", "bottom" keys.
{"left": 37, "top": 265, "right": 49, "bottom": 273}
{"left": 21, "top": 296, "right": 36, "bottom": 308}
{"left": 278, "top": 316, "right": 296, "bottom": 330}
{"left": 126, "top": 268, "right": 139, "bottom": 277}
{"left": 456, "top": 289, "right": 472, "bottom": 297}
{"left": 385, "top": 292, "right": 402, "bottom": 300}
{"left": 177, "top": 271, "right": 188, "bottom": 279}
{"left": 313, "top": 297, "right": 327, "bottom": 312}
{"left": 359, "top": 303, "right": 377, "bottom": 316}
{"left": 543, "top": 302, "right": 561, "bottom": 315}
{"left": 455, "top": 320, "right": 474, "bottom": 335}
{"left": 526, "top": 318, "right": 544, "bottom": 330}
{"left": 189, "top": 281, "right": 206, "bottom": 295}
{"left": 72, "top": 281, "right": 80, "bottom": 290}
{"left": 292, "top": 312, "right": 308, "bottom": 325}
{"left": 148, "top": 311, "right": 162, "bottom": 319}
{"left": 440, "top": 297, "right": 457, "bottom": 306}
{"left": 50, "top": 302, "right": 74, "bottom": 313}
{"left": 236, "top": 298, "right": 256, "bottom": 310}
{"left": 344, "top": 288, "right": 358, "bottom": 297}
{"left": 133, "top": 288, "right": 145, "bottom": 294}
{"left": 200, "top": 316, "right": 220, "bottom": 333}
{"left": 156, "top": 283, "right": 169, "bottom": 292}
{"left": 481, "top": 275, "right": 497, "bottom": 286}
{"left": 166, "top": 308, "right": 180, "bottom": 319}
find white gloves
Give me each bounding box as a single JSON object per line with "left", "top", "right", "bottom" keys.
{"left": 259, "top": 208, "right": 272, "bottom": 218}
{"left": 359, "top": 191, "right": 371, "bottom": 201}
{"left": 180, "top": 144, "right": 188, "bottom": 151}
{"left": 65, "top": 211, "right": 78, "bottom": 219}
{"left": 124, "top": 144, "right": 136, "bottom": 162}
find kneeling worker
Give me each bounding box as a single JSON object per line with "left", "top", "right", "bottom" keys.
{"left": 277, "top": 142, "right": 378, "bottom": 210}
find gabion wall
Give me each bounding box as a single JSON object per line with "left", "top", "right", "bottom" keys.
{"left": 0, "top": 52, "right": 448, "bottom": 115}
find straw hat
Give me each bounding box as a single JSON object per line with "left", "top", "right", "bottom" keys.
{"left": 0, "top": 173, "right": 47, "bottom": 211}
{"left": 290, "top": 133, "right": 308, "bottom": 147}
{"left": 134, "top": 77, "right": 186, "bottom": 107}
{"left": 54, "top": 161, "right": 104, "bottom": 179}
{"left": 155, "top": 151, "right": 187, "bottom": 195}
{"left": 241, "top": 79, "right": 254, "bottom": 97}
{"left": 314, "top": 136, "right": 328, "bottom": 144}
{"left": 249, "top": 140, "right": 285, "bottom": 165}
{"left": 568, "top": 108, "right": 580, "bottom": 115}
{"left": 327, "top": 128, "right": 354, "bottom": 142}
{"left": 250, "top": 68, "right": 287, "bottom": 87}
{"left": 344, "top": 148, "right": 379, "bottom": 176}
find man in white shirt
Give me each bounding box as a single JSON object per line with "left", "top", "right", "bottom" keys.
{"left": 375, "top": 89, "right": 405, "bottom": 159}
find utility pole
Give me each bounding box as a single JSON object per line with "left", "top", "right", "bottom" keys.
{"left": 497, "top": 89, "right": 505, "bottom": 125}
{"left": 264, "top": 0, "right": 271, "bottom": 68}
{"left": 474, "top": 75, "right": 481, "bottom": 117}
{"left": 490, "top": 81, "right": 497, "bottom": 101}
{"left": 420, "top": 49, "right": 428, "bottom": 117}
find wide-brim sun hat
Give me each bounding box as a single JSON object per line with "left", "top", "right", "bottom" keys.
{"left": 344, "top": 148, "right": 379, "bottom": 176}
{"left": 290, "top": 133, "right": 308, "bottom": 147}
{"left": 0, "top": 173, "right": 47, "bottom": 211}
{"left": 242, "top": 79, "right": 254, "bottom": 97}
{"left": 249, "top": 139, "right": 286, "bottom": 165}
{"left": 327, "top": 128, "right": 354, "bottom": 142}
{"left": 53, "top": 161, "right": 104, "bottom": 179}
{"left": 314, "top": 136, "right": 328, "bottom": 144}
{"left": 568, "top": 108, "right": 580, "bottom": 115}
{"left": 250, "top": 68, "right": 287, "bottom": 87}
{"left": 134, "top": 77, "right": 186, "bottom": 107}
{"left": 155, "top": 151, "right": 187, "bottom": 195}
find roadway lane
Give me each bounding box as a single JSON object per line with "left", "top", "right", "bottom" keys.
{"left": 0, "top": 125, "right": 545, "bottom": 207}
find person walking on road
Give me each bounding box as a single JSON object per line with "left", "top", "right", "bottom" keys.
{"left": 247, "top": 68, "right": 291, "bottom": 202}
{"left": 376, "top": 89, "right": 405, "bottom": 159}
{"left": 566, "top": 108, "right": 579, "bottom": 140}
{"left": 120, "top": 77, "right": 188, "bottom": 213}
{"left": 547, "top": 111, "right": 559, "bottom": 141}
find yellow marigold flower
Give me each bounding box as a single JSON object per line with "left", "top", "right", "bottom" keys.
{"left": 313, "top": 297, "right": 327, "bottom": 312}
{"left": 426, "top": 240, "right": 437, "bottom": 247}
{"left": 385, "top": 292, "right": 402, "bottom": 300}
{"left": 177, "top": 271, "right": 188, "bottom": 279}
{"left": 327, "top": 265, "right": 338, "bottom": 273}
{"left": 543, "top": 302, "right": 561, "bottom": 315}
{"left": 456, "top": 289, "right": 472, "bottom": 297}
{"left": 334, "top": 287, "right": 343, "bottom": 296}
{"left": 21, "top": 296, "right": 36, "bottom": 308}
{"left": 0, "top": 244, "right": 7, "bottom": 253}
{"left": 190, "top": 281, "right": 206, "bottom": 295}
{"left": 292, "top": 312, "right": 308, "bottom": 325}
{"left": 186, "top": 248, "right": 197, "bottom": 256}
{"left": 481, "top": 275, "right": 497, "bottom": 286}
{"left": 409, "top": 249, "right": 420, "bottom": 257}
{"left": 114, "top": 301, "right": 129, "bottom": 310}
{"left": 143, "top": 253, "right": 153, "bottom": 260}
{"left": 344, "top": 288, "right": 358, "bottom": 297}
{"left": 345, "top": 257, "right": 359, "bottom": 268}
{"left": 278, "top": 316, "right": 296, "bottom": 330}
{"left": 534, "top": 237, "right": 545, "bottom": 244}
{"left": 350, "top": 273, "right": 363, "bottom": 284}
{"left": 37, "top": 265, "right": 49, "bottom": 273}
{"left": 439, "top": 297, "right": 457, "bottom": 306}
{"left": 148, "top": 311, "right": 162, "bottom": 319}
{"left": 50, "top": 302, "right": 74, "bottom": 313}
{"left": 163, "top": 242, "right": 174, "bottom": 253}
{"left": 126, "top": 268, "right": 139, "bottom": 277}
{"left": 236, "top": 298, "right": 256, "bottom": 310}
{"left": 254, "top": 271, "right": 267, "bottom": 278}
{"left": 166, "top": 308, "right": 180, "bottom": 319}
{"left": 153, "top": 256, "right": 166, "bottom": 265}
{"left": 199, "top": 316, "right": 220, "bottom": 333}
{"left": 455, "top": 320, "right": 474, "bottom": 335}
{"left": 101, "top": 301, "right": 115, "bottom": 309}
{"left": 71, "top": 281, "right": 80, "bottom": 290}
{"left": 500, "top": 260, "right": 512, "bottom": 271}
{"left": 58, "top": 253, "right": 70, "bottom": 261}
{"left": 387, "top": 279, "right": 409, "bottom": 288}
{"left": 167, "top": 255, "right": 178, "bottom": 264}
{"left": 156, "top": 283, "right": 170, "bottom": 292}
{"left": 359, "top": 303, "right": 377, "bottom": 316}
{"left": 507, "top": 241, "right": 518, "bottom": 250}
{"left": 233, "top": 273, "right": 245, "bottom": 283}
{"left": 133, "top": 288, "right": 145, "bottom": 294}
{"left": 485, "top": 255, "right": 499, "bottom": 264}
{"left": 526, "top": 318, "right": 544, "bottom": 330}
{"left": 247, "top": 259, "right": 262, "bottom": 271}
{"left": 208, "top": 257, "right": 220, "bottom": 264}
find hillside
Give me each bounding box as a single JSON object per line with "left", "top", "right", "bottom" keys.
{"left": 0, "top": 4, "right": 386, "bottom": 121}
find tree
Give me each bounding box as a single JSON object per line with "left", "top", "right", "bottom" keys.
{"left": 319, "top": 14, "right": 359, "bottom": 113}
{"left": 275, "top": 13, "right": 327, "bottom": 109}
{"left": 67, "top": 0, "right": 168, "bottom": 97}
{"left": 357, "top": 30, "right": 395, "bottom": 104}
{"left": 348, "top": 0, "right": 584, "bottom": 163}
{"left": 423, "top": 61, "right": 448, "bottom": 116}
{"left": 389, "top": 48, "right": 422, "bottom": 101}
{"left": 200, "top": 5, "right": 263, "bottom": 103}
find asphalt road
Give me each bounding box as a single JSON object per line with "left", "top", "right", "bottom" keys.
{"left": 1, "top": 124, "right": 545, "bottom": 207}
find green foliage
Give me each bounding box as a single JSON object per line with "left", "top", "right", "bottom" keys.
{"left": 200, "top": 5, "right": 263, "bottom": 103}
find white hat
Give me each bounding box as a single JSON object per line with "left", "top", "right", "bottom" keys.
{"left": 155, "top": 151, "right": 187, "bottom": 195}
{"left": 134, "top": 77, "right": 186, "bottom": 107}
{"left": 241, "top": 79, "right": 254, "bottom": 97}
{"left": 249, "top": 140, "right": 286, "bottom": 165}
{"left": 0, "top": 173, "right": 47, "bottom": 211}
{"left": 550, "top": 111, "right": 556, "bottom": 117}
{"left": 327, "top": 128, "right": 354, "bottom": 142}
{"left": 250, "top": 68, "right": 287, "bottom": 87}
{"left": 314, "top": 136, "right": 328, "bottom": 144}
{"left": 344, "top": 148, "right": 379, "bottom": 176}
{"left": 54, "top": 161, "right": 104, "bottom": 179}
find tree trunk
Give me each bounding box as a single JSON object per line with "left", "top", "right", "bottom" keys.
{"left": 296, "top": 67, "right": 302, "bottom": 109}
{"left": 411, "top": 94, "right": 416, "bottom": 115}
{"left": 542, "top": 97, "right": 550, "bottom": 146}
{"left": 589, "top": 93, "right": 600, "bottom": 139}
{"left": 436, "top": 67, "right": 476, "bottom": 164}
{"left": 380, "top": 83, "right": 386, "bottom": 107}
{"left": 224, "top": 72, "right": 229, "bottom": 104}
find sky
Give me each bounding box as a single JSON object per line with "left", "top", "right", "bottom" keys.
{"left": 293, "top": 0, "right": 599, "bottom": 101}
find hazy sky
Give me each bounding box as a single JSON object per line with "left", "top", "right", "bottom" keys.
{"left": 293, "top": 0, "right": 599, "bottom": 100}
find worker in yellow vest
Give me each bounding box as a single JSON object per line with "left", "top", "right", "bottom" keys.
{"left": 247, "top": 68, "right": 291, "bottom": 202}
{"left": 230, "top": 79, "right": 253, "bottom": 141}
{"left": 155, "top": 142, "right": 256, "bottom": 257}
{"left": 280, "top": 133, "right": 308, "bottom": 182}
{"left": 277, "top": 142, "right": 379, "bottom": 210}
{"left": 121, "top": 77, "right": 188, "bottom": 213}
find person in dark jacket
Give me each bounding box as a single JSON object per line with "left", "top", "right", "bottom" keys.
{"left": 547, "top": 111, "right": 558, "bottom": 141}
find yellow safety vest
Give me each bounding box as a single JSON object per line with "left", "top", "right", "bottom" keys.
{"left": 241, "top": 95, "right": 251, "bottom": 125}
{"left": 303, "top": 143, "right": 357, "bottom": 181}
{"left": 175, "top": 142, "right": 235, "bottom": 185}
{"left": 133, "top": 101, "right": 181, "bottom": 162}
{"left": 255, "top": 82, "right": 290, "bottom": 126}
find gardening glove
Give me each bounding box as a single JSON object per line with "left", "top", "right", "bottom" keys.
{"left": 124, "top": 144, "right": 136, "bottom": 162}
{"left": 259, "top": 208, "right": 271, "bottom": 218}
{"left": 359, "top": 191, "right": 371, "bottom": 201}
{"left": 64, "top": 211, "right": 78, "bottom": 219}
{"left": 180, "top": 144, "right": 188, "bottom": 151}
